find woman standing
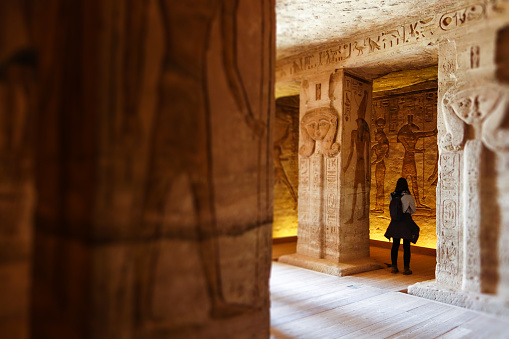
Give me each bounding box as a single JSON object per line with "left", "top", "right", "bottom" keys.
{"left": 384, "top": 177, "right": 420, "bottom": 275}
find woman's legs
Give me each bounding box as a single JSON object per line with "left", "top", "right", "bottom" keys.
{"left": 403, "top": 239, "right": 412, "bottom": 275}
{"left": 403, "top": 239, "right": 411, "bottom": 268}
{"left": 391, "top": 238, "right": 401, "bottom": 272}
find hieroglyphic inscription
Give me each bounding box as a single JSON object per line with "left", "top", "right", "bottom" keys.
{"left": 298, "top": 157, "right": 310, "bottom": 225}
{"left": 310, "top": 154, "right": 324, "bottom": 257}
{"left": 297, "top": 157, "right": 310, "bottom": 254}
{"left": 437, "top": 153, "right": 461, "bottom": 276}
{"left": 277, "top": 4, "right": 489, "bottom": 80}
{"left": 462, "top": 140, "right": 482, "bottom": 292}
{"left": 344, "top": 84, "right": 351, "bottom": 122}
{"left": 425, "top": 92, "right": 436, "bottom": 122}
{"left": 374, "top": 90, "right": 437, "bottom": 133}
{"left": 316, "top": 83, "right": 321, "bottom": 100}
{"left": 440, "top": 4, "right": 485, "bottom": 31}
{"left": 325, "top": 157, "right": 339, "bottom": 259}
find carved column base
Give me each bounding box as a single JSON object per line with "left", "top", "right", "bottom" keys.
{"left": 408, "top": 280, "right": 509, "bottom": 317}
{"left": 278, "top": 253, "right": 382, "bottom": 277}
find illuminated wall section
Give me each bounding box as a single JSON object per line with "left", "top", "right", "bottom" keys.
{"left": 273, "top": 96, "right": 299, "bottom": 238}
{"left": 369, "top": 81, "right": 438, "bottom": 249}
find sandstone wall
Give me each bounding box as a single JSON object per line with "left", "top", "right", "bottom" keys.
{"left": 370, "top": 82, "right": 438, "bottom": 249}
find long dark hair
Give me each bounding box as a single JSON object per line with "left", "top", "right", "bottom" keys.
{"left": 394, "top": 177, "right": 410, "bottom": 196}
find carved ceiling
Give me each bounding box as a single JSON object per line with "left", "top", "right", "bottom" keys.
{"left": 276, "top": 0, "right": 473, "bottom": 60}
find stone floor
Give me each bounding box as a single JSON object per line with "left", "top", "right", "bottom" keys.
{"left": 270, "top": 243, "right": 509, "bottom": 338}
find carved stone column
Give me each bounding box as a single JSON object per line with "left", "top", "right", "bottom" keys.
{"left": 30, "top": 1, "right": 274, "bottom": 338}
{"left": 0, "top": 2, "right": 35, "bottom": 338}
{"left": 280, "top": 70, "right": 381, "bottom": 276}
{"left": 409, "top": 17, "right": 509, "bottom": 316}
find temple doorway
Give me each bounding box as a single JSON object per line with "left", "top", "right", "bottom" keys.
{"left": 369, "top": 66, "right": 438, "bottom": 249}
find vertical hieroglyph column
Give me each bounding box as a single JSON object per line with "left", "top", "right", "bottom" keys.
{"left": 435, "top": 39, "right": 464, "bottom": 290}
{"left": 462, "top": 140, "right": 482, "bottom": 292}
{"left": 31, "top": 0, "right": 274, "bottom": 338}
{"left": 310, "top": 154, "right": 325, "bottom": 257}
{"left": 324, "top": 155, "right": 340, "bottom": 260}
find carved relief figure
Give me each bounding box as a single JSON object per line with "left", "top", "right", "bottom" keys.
{"left": 274, "top": 121, "right": 297, "bottom": 205}
{"left": 344, "top": 90, "right": 370, "bottom": 223}
{"left": 441, "top": 85, "right": 509, "bottom": 153}
{"left": 397, "top": 114, "right": 437, "bottom": 209}
{"left": 142, "top": 0, "right": 270, "bottom": 322}
{"left": 371, "top": 118, "right": 389, "bottom": 213}
{"left": 299, "top": 107, "right": 340, "bottom": 158}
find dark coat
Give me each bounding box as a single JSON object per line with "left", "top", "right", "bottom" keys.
{"left": 384, "top": 209, "right": 420, "bottom": 244}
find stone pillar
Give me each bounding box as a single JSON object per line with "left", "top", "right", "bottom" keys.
{"left": 280, "top": 70, "right": 381, "bottom": 276}
{"left": 0, "top": 1, "right": 35, "bottom": 338}
{"left": 409, "top": 12, "right": 509, "bottom": 316}
{"left": 30, "top": 1, "right": 274, "bottom": 338}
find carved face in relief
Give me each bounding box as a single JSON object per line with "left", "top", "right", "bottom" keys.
{"left": 445, "top": 87, "right": 503, "bottom": 125}
{"left": 299, "top": 107, "right": 340, "bottom": 158}
{"left": 304, "top": 118, "right": 331, "bottom": 141}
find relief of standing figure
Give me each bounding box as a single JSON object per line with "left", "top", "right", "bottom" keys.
{"left": 371, "top": 118, "right": 389, "bottom": 213}
{"left": 397, "top": 115, "right": 437, "bottom": 209}
{"left": 343, "top": 90, "right": 370, "bottom": 223}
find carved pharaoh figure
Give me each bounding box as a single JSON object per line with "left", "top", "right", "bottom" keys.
{"left": 344, "top": 90, "right": 370, "bottom": 223}
{"left": 397, "top": 114, "right": 437, "bottom": 209}
{"left": 274, "top": 120, "right": 297, "bottom": 205}
{"left": 141, "top": 0, "right": 269, "bottom": 322}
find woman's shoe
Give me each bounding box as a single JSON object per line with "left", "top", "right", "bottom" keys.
{"left": 391, "top": 267, "right": 399, "bottom": 274}
{"left": 403, "top": 268, "right": 412, "bottom": 275}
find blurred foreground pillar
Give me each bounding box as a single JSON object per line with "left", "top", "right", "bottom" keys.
{"left": 31, "top": 1, "right": 274, "bottom": 338}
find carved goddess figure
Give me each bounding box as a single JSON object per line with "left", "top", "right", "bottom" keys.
{"left": 299, "top": 107, "right": 340, "bottom": 158}
{"left": 441, "top": 85, "right": 509, "bottom": 154}
{"left": 371, "top": 118, "right": 389, "bottom": 213}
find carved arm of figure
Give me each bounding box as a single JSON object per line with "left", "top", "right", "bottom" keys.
{"left": 343, "top": 130, "right": 356, "bottom": 171}
{"left": 221, "top": 0, "right": 265, "bottom": 137}
{"left": 415, "top": 127, "right": 438, "bottom": 139}
{"left": 398, "top": 135, "right": 413, "bottom": 153}
{"left": 371, "top": 145, "right": 382, "bottom": 166}
{"left": 371, "top": 143, "right": 389, "bottom": 165}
